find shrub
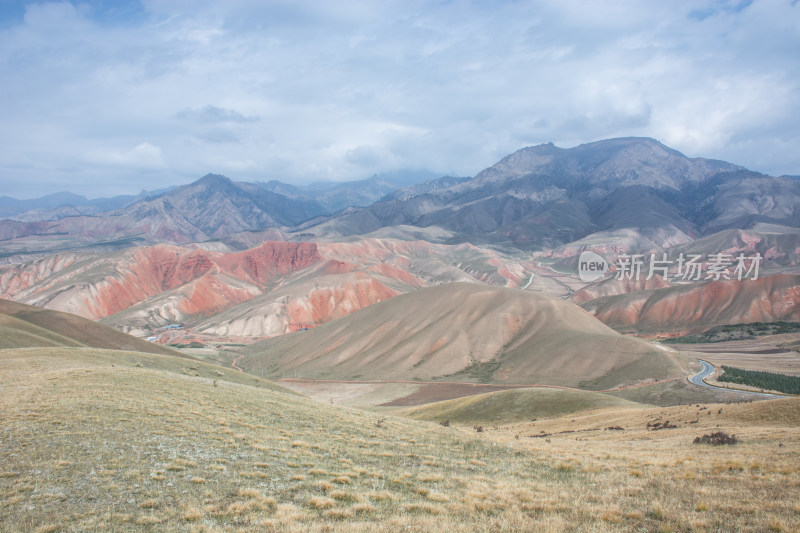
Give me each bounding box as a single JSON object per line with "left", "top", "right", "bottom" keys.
{"left": 308, "top": 497, "right": 335, "bottom": 509}
{"left": 693, "top": 431, "right": 738, "bottom": 446}
{"left": 647, "top": 420, "right": 677, "bottom": 430}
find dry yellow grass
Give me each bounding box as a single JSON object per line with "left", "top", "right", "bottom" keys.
{"left": 1, "top": 345, "right": 799, "bottom": 532}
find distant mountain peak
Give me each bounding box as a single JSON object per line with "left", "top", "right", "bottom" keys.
{"left": 193, "top": 173, "right": 233, "bottom": 187}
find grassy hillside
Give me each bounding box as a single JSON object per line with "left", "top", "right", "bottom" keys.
{"left": 0, "top": 298, "right": 181, "bottom": 356}
{"left": 243, "top": 283, "right": 681, "bottom": 389}
{"left": 404, "top": 387, "right": 641, "bottom": 425}
{"left": 0, "top": 313, "right": 86, "bottom": 348}
{"left": 2, "top": 346, "right": 799, "bottom": 532}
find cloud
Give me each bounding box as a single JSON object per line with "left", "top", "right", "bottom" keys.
{"left": 0, "top": 0, "right": 798, "bottom": 198}
{"left": 176, "top": 105, "right": 259, "bottom": 123}
{"left": 84, "top": 142, "right": 165, "bottom": 168}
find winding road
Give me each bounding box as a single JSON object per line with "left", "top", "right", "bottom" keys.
{"left": 520, "top": 273, "right": 534, "bottom": 290}
{"left": 688, "top": 359, "right": 781, "bottom": 398}
{"left": 688, "top": 359, "right": 716, "bottom": 387}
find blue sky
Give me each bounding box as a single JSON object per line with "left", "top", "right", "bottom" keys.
{"left": 1, "top": 0, "right": 798, "bottom": 198}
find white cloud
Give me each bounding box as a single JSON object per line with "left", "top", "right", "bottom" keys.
{"left": 0, "top": 0, "right": 798, "bottom": 198}
{"left": 85, "top": 142, "right": 165, "bottom": 168}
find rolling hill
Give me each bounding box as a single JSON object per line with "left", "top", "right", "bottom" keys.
{"left": 0, "top": 298, "right": 180, "bottom": 355}
{"left": 2, "top": 323, "right": 798, "bottom": 531}
{"left": 241, "top": 282, "right": 682, "bottom": 389}
{"left": 1, "top": 137, "right": 797, "bottom": 346}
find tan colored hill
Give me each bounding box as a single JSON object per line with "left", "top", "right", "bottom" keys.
{"left": 0, "top": 298, "right": 180, "bottom": 356}
{"left": 582, "top": 274, "right": 800, "bottom": 335}
{"left": 242, "top": 283, "right": 681, "bottom": 389}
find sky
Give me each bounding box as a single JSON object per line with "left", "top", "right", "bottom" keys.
{"left": 0, "top": 0, "right": 799, "bottom": 199}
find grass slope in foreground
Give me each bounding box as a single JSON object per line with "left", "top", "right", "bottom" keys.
{"left": 0, "top": 297, "right": 181, "bottom": 357}
{"left": 2, "top": 346, "right": 800, "bottom": 532}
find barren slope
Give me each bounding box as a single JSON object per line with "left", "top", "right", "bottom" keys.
{"left": 583, "top": 274, "right": 800, "bottom": 335}
{"left": 0, "top": 239, "right": 528, "bottom": 339}
{"left": 242, "top": 283, "right": 681, "bottom": 389}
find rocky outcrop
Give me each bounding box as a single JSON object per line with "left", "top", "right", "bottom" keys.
{"left": 0, "top": 242, "right": 323, "bottom": 321}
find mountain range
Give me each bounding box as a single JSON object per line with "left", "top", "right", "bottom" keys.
{"left": 1, "top": 137, "right": 798, "bottom": 341}
{"left": 3, "top": 138, "right": 799, "bottom": 257}
{"left": 304, "top": 138, "right": 800, "bottom": 251}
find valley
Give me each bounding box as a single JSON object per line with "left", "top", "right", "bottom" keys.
{"left": 2, "top": 137, "right": 800, "bottom": 531}
{"left": 1, "top": 340, "right": 798, "bottom": 532}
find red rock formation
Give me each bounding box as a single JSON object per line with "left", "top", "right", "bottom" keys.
{"left": 178, "top": 274, "right": 257, "bottom": 316}
{"left": 0, "top": 238, "right": 528, "bottom": 338}
{"left": 0, "top": 242, "right": 323, "bottom": 321}
{"left": 585, "top": 274, "right": 800, "bottom": 334}
{"left": 219, "top": 242, "right": 322, "bottom": 285}
{"left": 286, "top": 274, "right": 399, "bottom": 331}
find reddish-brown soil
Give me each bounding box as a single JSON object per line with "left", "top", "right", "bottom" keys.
{"left": 1, "top": 238, "right": 528, "bottom": 338}
{"left": 584, "top": 274, "right": 800, "bottom": 334}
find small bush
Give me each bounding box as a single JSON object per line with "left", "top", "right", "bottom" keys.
{"left": 330, "top": 490, "right": 357, "bottom": 502}
{"left": 315, "top": 480, "right": 334, "bottom": 492}
{"left": 647, "top": 420, "right": 677, "bottom": 430}
{"left": 139, "top": 499, "right": 158, "bottom": 509}
{"left": 323, "top": 508, "right": 354, "bottom": 520}
{"left": 352, "top": 502, "right": 377, "bottom": 515}
{"left": 182, "top": 507, "right": 203, "bottom": 521}
{"left": 308, "top": 497, "right": 335, "bottom": 509}
{"left": 693, "top": 431, "right": 738, "bottom": 446}
{"left": 367, "top": 490, "right": 396, "bottom": 501}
